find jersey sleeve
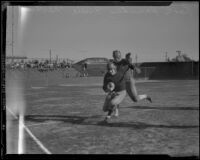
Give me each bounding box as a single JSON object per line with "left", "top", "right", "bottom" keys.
{"left": 121, "top": 59, "right": 136, "bottom": 70}
{"left": 128, "top": 63, "right": 136, "bottom": 70}
{"left": 103, "top": 73, "right": 109, "bottom": 92}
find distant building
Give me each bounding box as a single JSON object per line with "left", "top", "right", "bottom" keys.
{"left": 76, "top": 57, "right": 109, "bottom": 65}
{"left": 6, "top": 56, "right": 27, "bottom": 64}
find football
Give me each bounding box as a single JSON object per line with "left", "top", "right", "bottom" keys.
{"left": 107, "top": 82, "right": 115, "bottom": 91}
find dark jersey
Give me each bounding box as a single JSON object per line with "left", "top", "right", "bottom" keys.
{"left": 103, "top": 71, "right": 126, "bottom": 92}
{"left": 110, "top": 59, "right": 136, "bottom": 80}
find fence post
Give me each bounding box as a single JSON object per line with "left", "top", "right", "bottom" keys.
{"left": 45, "top": 71, "right": 48, "bottom": 86}
{"left": 28, "top": 69, "right": 32, "bottom": 88}
{"left": 192, "top": 61, "right": 193, "bottom": 78}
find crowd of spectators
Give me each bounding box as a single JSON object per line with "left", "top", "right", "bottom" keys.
{"left": 6, "top": 59, "right": 73, "bottom": 72}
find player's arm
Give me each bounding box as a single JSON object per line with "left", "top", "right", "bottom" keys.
{"left": 125, "top": 53, "right": 135, "bottom": 69}
{"left": 125, "top": 53, "right": 141, "bottom": 74}
{"left": 130, "top": 64, "right": 141, "bottom": 74}
{"left": 103, "top": 74, "right": 109, "bottom": 93}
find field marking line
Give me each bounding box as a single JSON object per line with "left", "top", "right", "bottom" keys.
{"left": 18, "top": 115, "right": 24, "bottom": 154}
{"left": 23, "top": 125, "right": 51, "bottom": 154}
{"left": 6, "top": 107, "right": 18, "bottom": 119}
{"left": 6, "top": 107, "right": 52, "bottom": 154}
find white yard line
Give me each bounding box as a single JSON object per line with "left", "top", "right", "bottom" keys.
{"left": 6, "top": 107, "right": 18, "bottom": 119}
{"left": 18, "top": 115, "right": 24, "bottom": 154}
{"left": 23, "top": 125, "right": 52, "bottom": 154}
{"left": 7, "top": 107, "right": 52, "bottom": 154}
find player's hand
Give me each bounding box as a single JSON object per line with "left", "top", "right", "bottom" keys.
{"left": 135, "top": 67, "right": 141, "bottom": 74}
{"left": 107, "top": 82, "right": 115, "bottom": 92}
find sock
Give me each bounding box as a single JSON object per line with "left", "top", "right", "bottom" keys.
{"left": 115, "top": 108, "right": 119, "bottom": 116}
{"left": 107, "top": 110, "right": 112, "bottom": 116}
{"left": 138, "top": 94, "right": 147, "bottom": 100}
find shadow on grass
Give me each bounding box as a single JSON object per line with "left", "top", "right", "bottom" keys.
{"left": 123, "top": 106, "right": 199, "bottom": 110}
{"left": 25, "top": 114, "right": 199, "bottom": 129}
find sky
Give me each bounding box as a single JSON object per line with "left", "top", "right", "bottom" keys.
{"left": 6, "top": 2, "right": 199, "bottom": 62}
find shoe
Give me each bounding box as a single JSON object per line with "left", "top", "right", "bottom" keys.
{"left": 103, "top": 116, "right": 111, "bottom": 123}
{"left": 106, "top": 115, "right": 111, "bottom": 119}
{"left": 146, "top": 96, "right": 152, "bottom": 103}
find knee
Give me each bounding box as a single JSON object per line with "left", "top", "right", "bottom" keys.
{"left": 132, "top": 98, "right": 139, "bottom": 102}
{"left": 110, "top": 101, "right": 116, "bottom": 106}
{"left": 126, "top": 89, "right": 139, "bottom": 102}
{"left": 130, "top": 96, "right": 139, "bottom": 102}
{"left": 110, "top": 99, "right": 119, "bottom": 106}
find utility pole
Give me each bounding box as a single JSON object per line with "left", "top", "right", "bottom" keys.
{"left": 56, "top": 55, "right": 58, "bottom": 63}
{"left": 49, "top": 49, "right": 51, "bottom": 63}
{"left": 176, "top": 50, "right": 181, "bottom": 56}
{"left": 191, "top": 59, "right": 193, "bottom": 77}
{"left": 135, "top": 54, "right": 138, "bottom": 65}
{"left": 11, "top": 6, "right": 14, "bottom": 64}
{"left": 165, "top": 52, "right": 168, "bottom": 62}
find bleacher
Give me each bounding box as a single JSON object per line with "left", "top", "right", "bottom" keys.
{"left": 73, "top": 63, "right": 107, "bottom": 77}
{"left": 73, "top": 57, "right": 109, "bottom": 77}
{"left": 6, "top": 67, "right": 81, "bottom": 87}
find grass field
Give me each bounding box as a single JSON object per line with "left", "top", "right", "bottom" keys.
{"left": 6, "top": 70, "right": 199, "bottom": 155}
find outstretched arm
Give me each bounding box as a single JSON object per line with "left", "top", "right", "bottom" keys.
{"left": 125, "top": 53, "right": 141, "bottom": 74}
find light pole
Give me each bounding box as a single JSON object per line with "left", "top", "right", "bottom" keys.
{"left": 49, "top": 49, "right": 51, "bottom": 63}
{"left": 135, "top": 54, "right": 138, "bottom": 66}
{"left": 11, "top": 6, "right": 14, "bottom": 64}
{"left": 191, "top": 60, "right": 193, "bottom": 77}
{"left": 165, "top": 52, "right": 168, "bottom": 62}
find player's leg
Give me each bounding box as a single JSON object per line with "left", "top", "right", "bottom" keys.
{"left": 105, "top": 109, "right": 113, "bottom": 120}
{"left": 109, "top": 90, "right": 126, "bottom": 107}
{"left": 126, "top": 77, "right": 152, "bottom": 103}
{"left": 104, "top": 105, "right": 119, "bottom": 122}
{"left": 103, "top": 91, "right": 126, "bottom": 122}
{"left": 102, "top": 94, "right": 112, "bottom": 112}
{"left": 114, "top": 105, "right": 119, "bottom": 117}
{"left": 102, "top": 92, "right": 115, "bottom": 123}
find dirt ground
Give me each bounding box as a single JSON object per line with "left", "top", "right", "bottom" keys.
{"left": 5, "top": 73, "right": 199, "bottom": 156}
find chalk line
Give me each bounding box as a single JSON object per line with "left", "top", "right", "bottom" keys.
{"left": 6, "top": 107, "right": 18, "bottom": 119}
{"left": 23, "top": 125, "right": 51, "bottom": 154}
{"left": 7, "top": 107, "right": 52, "bottom": 154}
{"left": 18, "top": 115, "right": 24, "bottom": 154}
